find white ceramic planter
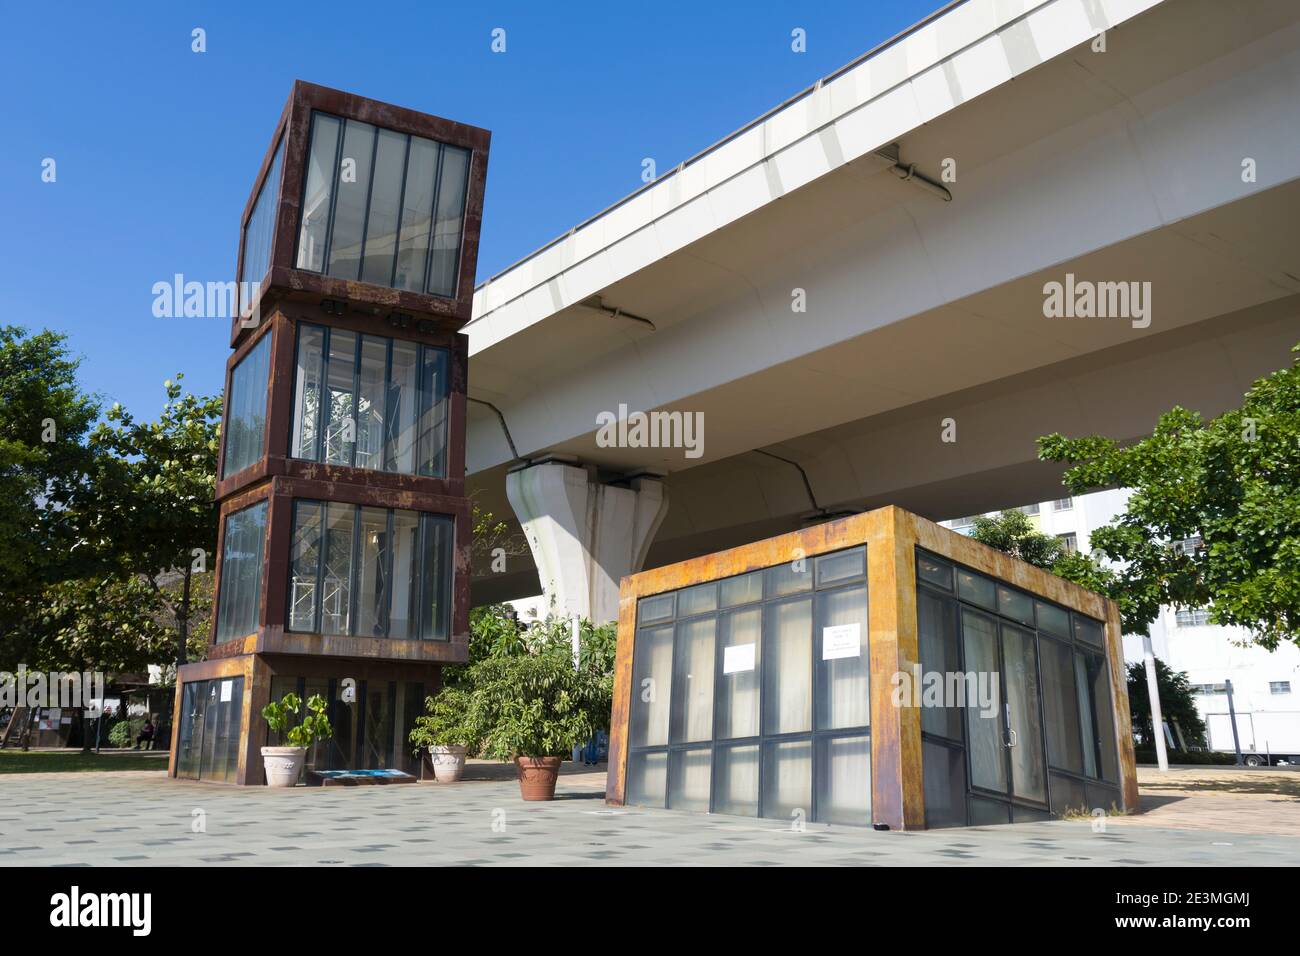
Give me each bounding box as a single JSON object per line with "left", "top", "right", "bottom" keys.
{"left": 429, "top": 744, "right": 468, "bottom": 782}
{"left": 261, "top": 746, "right": 306, "bottom": 787}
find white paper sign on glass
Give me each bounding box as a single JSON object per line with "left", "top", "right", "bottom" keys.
{"left": 822, "top": 623, "right": 861, "bottom": 660}
{"left": 722, "top": 642, "right": 757, "bottom": 674}
{"left": 220, "top": 680, "right": 234, "bottom": 702}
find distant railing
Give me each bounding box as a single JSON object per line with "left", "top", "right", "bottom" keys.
{"left": 473, "top": 0, "right": 971, "bottom": 298}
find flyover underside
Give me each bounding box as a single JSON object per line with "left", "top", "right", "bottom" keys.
{"left": 471, "top": 291, "right": 1300, "bottom": 606}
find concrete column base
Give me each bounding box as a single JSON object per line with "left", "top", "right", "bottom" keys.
{"left": 505, "top": 461, "right": 668, "bottom": 624}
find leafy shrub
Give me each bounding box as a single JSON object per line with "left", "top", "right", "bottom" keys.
{"left": 107, "top": 720, "right": 134, "bottom": 748}
{"left": 409, "top": 687, "right": 478, "bottom": 751}
{"left": 261, "top": 693, "right": 333, "bottom": 749}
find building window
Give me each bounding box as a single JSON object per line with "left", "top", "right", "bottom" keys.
{"left": 240, "top": 136, "right": 285, "bottom": 310}
{"left": 1193, "top": 683, "right": 1227, "bottom": 695}
{"left": 215, "top": 501, "right": 268, "bottom": 642}
{"left": 626, "top": 546, "right": 870, "bottom": 824}
{"left": 1017, "top": 504, "right": 1040, "bottom": 516}
{"left": 1052, "top": 497, "right": 1073, "bottom": 511}
{"left": 950, "top": 516, "right": 977, "bottom": 530}
{"left": 1056, "top": 532, "right": 1078, "bottom": 554}
{"left": 1175, "top": 608, "right": 1211, "bottom": 628}
{"left": 221, "top": 332, "right": 272, "bottom": 478}
{"left": 1270, "top": 681, "right": 1292, "bottom": 695}
{"left": 1171, "top": 535, "right": 1204, "bottom": 556}
{"left": 294, "top": 111, "right": 471, "bottom": 298}
{"left": 287, "top": 499, "right": 453, "bottom": 641}
{"left": 290, "top": 322, "right": 450, "bottom": 476}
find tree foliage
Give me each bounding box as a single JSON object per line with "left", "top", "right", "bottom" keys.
{"left": 1039, "top": 344, "right": 1300, "bottom": 649}
{"left": 1125, "top": 659, "right": 1207, "bottom": 748}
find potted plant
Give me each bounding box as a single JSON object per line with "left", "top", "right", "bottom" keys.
{"left": 408, "top": 687, "right": 477, "bottom": 783}
{"left": 260, "top": 692, "right": 333, "bottom": 787}
{"left": 467, "top": 642, "right": 610, "bottom": 801}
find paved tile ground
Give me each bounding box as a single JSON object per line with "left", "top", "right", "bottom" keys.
{"left": 1, "top": 762, "right": 1296, "bottom": 866}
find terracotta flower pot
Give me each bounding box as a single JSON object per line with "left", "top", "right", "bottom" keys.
{"left": 261, "top": 746, "right": 306, "bottom": 787}
{"left": 429, "top": 744, "right": 468, "bottom": 782}
{"left": 515, "top": 755, "right": 563, "bottom": 800}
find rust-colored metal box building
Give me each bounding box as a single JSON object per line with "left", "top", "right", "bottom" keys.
{"left": 169, "top": 81, "right": 489, "bottom": 785}
{"left": 606, "top": 506, "right": 1138, "bottom": 828}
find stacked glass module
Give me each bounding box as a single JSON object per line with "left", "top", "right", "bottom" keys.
{"left": 624, "top": 546, "right": 872, "bottom": 825}
{"left": 295, "top": 112, "right": 472, "bottom": 298}
{"left": 289, "top": 322, "right": 451, "bottom": 476}
{"left": 915, "top": 549, "right": 1120, "bottom": 826}
{"left": 172, "top": 82, "right": 488, "bottom": 784}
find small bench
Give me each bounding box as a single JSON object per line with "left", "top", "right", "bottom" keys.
{"left": 308, "top": 769, "right": 417, "bottom": 787}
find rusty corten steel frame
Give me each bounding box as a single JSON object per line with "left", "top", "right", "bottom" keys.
{"left": 230, "top": 80, "right": 490, "bottom": 348}
{"left": 169, "top": 81, "right": 489, "bottom": 785}
{"left": 605, "top": 505, "right": 1139, "bottom": 830}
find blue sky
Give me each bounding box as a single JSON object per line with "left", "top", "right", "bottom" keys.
{"left": 2, "top": 0, "right": 940, "bottom": 419}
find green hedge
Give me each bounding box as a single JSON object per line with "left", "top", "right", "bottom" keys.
{"left": 1134, "top": 748, "right": 1239, "bottom": 766}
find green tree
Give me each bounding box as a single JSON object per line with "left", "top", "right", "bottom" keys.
{"left": 1125, "top": 659, "right": 1207, "bottom": 749}
{"left": 967, "top": 509, "right": 1064, "bottom": 567}
{"left": 1039, "top": 344, "right": 1300, "bottom": 649}
{"left": 76, "top": 374, "right": 223, "bottom": 667}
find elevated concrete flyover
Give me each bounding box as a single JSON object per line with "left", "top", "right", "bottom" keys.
{"left": 465, "top": 0, "right": 1300, "bottom": 618}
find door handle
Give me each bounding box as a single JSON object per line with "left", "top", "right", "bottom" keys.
{"left": 1007, "top": 728, "right": 1018, "bottom": 747}
{"left": 1004, "top": 702, "right": 1016, "bottom": 747}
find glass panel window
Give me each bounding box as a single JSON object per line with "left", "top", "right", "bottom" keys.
{"left": 240, "top": 137, "right": 284, "bottom": 291}
{"left": 917, "top": 589, "right": 962, "bottom": 741}
{"left": 815, "top": 585, "right": 869, "bottom": 731}
{"left": 1048, "top": 771, "right": 1087, "bottom": 816}
{"left": 325, "top": 119, "right": 377, "bottom": 281}
{"left": 762, "top": 739, "right": 812, "bottom": 821}
{"left": 716, "top": 608, "right": 761, "bottom": 739}
{"left": 766, "top": 560, "right": 812, "bottom": 598}
{"left": 1035, "top": 600, "right": 1070, "bottom": 638}
{"left": 916, "top": 552, "right": 953, "bottom": 591}
{"left": 815, "top": 546, "right": 865, "bottom": 587}
{"left": 1040, "top": 637, "right": 1083, "bottom": 774}
{"left": 294, "top": 112, "right": 471, "bottom": 300}
{"left": 288, "top": 501, "right": 323, "bottom": 632}
{"left": 291, "top": 325, "right": 324, "bottom": 459}
{"left": 394, "top": 137, "right": 439, "bottom": 291}
{"left": 290, "top": 323, "right": 450, "bottom": 476}
{"left": 287, "top": 500, "right": 450, "bottom": 641}
{"left": 628, "top": 625, "right": 672, "bottom": 748}
{"left": 355, "top": 336, "right": 388, "bottom": 471}
{"left": 719, "top": 571, "right": 762, "bottom": 608}
{"left": 625, "top": 751, "right": 667, "bottom": 809}
{"left": 387, "top": 510, "right": 420, "bottom": 640}
{"left": 676, "top": 583, "right": 716, "bottom": 617}
{"left": 762, "top": 597, "right": 811, "bottom": 735}
{"left": 359, "top": 128, "right": 408, "bottom": 287}
{"left": 1087, "top": 653, "right": 1119, "bottom": 783}
{"left": 1001, "top": 623, "right": 1047, "bottom": 804}
{"left": 215, "top": 501, "right": 267, "bottom": 642}
{"left": 923, "top": 741, "right": 967, "bottom": 828}
{"left": 996, "top": 584, "right": 1034, "bottom": 626}
{"left": 222, "top": 332, "right": 272, "bottom": 478}
{"left": 418, "top": 514, "right": 454, "bottom": 641}
{"left": 387, "top": 340, "right": 419, "bottom": 472}
{"left": 636, "top": 593, "right": 674, "bottom": 626}
{"left": 961, "top": 609, "right": 1007, "bottom": 794}
{"left": 815, "top": 735, "right": 870, "bottom": 825}
{"left": 324, "top": 330, "right": 357, "bottom": 465}
{"left": 667, "top": 748, "right": 711, "bottom": 813}
{"left": 427, "top": 145, "right": 470, "bottom": 297}
{"left": 321, "top": 501, "right": 355, "bottom": 636}
{"left": 356, "top": 507, "right": 390, "bottom": 638}
{"left": 957, "top": 568, "right": 996, "bottom": 609}
{"left": 670, "top": 618, "right": 715, "bottom": 744}
{"left": 1074, "top": 614, "right": 1105, "bottom": 646}
{"left": 416, "top": 346, "right": 450, "bottom": 477}
{"left": 713, "top": 745, "right": 759, "bottom": 817}
{"left": 295, "top": 113, "right": 340, "bottom": 273}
